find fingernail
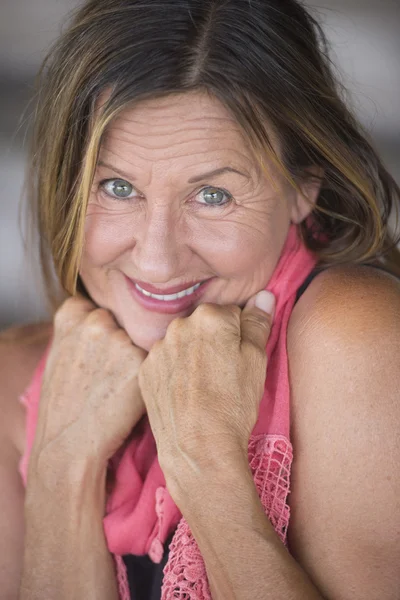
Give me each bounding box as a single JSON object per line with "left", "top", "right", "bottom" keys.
{"left": 255, "top": 291, "right": 276, "bottom": 316}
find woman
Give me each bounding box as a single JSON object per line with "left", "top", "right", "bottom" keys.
{"left": 1, "top": 0, "right": 400, "bottom": 598}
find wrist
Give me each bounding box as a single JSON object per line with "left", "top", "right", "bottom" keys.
{"left": 166, "top": 443, "right": 253, "bottom": 512}
{"left": 26, "top": 450, "right": 108, "bottom": 515}
{"left": 21, "top": 455, "right": 119, "bottom": 600}
{"left": 175, "top": 460, "right": 275, "bottom": 547}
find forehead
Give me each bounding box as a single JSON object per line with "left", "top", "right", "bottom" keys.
{"left": 96, "top": 91, "right": 285, "bottom": 189}
{"left": 109, "top": 90, "right": 242, "bottom": 132}
{"left": 100, "top": 91, "right": 255, "bottom": 161}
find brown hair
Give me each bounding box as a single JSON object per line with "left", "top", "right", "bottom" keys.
{"left": 26, "top": 0, "right": 400, "bottom": 309}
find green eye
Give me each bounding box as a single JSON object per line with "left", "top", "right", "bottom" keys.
{"left": 102, "top": 179, "right": 135, "bottom": 199}
{"left": 199, "top": 187, "right": 231, "bottom": 206}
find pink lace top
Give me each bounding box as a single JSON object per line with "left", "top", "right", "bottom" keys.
{"left": 19, "top": 225, "right": 317, "bottom": 599}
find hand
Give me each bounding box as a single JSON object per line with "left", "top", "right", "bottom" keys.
{"left": 30, "top": 296, "right": 147, "bottom": 477}
{"left": 138, "top": 291, "right": 275, "bottom": 493}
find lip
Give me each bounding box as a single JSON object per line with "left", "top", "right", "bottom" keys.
{"left": 125, "top": 276, "right": 214, "bottom": 314}
{"left": 132, "top": 278, "right": 207, "bottom": 295}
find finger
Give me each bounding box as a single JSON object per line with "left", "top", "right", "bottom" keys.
{"left": 240, "top": 291, "right": 275, "bottom": 352}
{"left": 58, "top": 294, "right": 96, "bottom": 317}
{"left": 53, "top": 294, "right": 97, "bottom": 332}
{"left": 67, "top": 293, "right": 97, "bottom": 314}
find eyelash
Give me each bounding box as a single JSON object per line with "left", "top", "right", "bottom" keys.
{"left": 98, "top": 179, "right": 234, "bottom": 209}
{"left": 195, "top": 186, "right": 233, "bottom": 209}
{"left": 99, "top": 179, "right": 139, "bottom": 201}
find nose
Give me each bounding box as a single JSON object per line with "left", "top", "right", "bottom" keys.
{"left": 131, "top": 205, "right": 185, "bottom": 283}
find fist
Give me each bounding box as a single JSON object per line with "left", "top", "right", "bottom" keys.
{"left": 138, "top": 293, "right": 274, "bottom": 491}
{"left": 31, "top": 296, "right": 147, "bottom": 473}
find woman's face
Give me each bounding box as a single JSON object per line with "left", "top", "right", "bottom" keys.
{"left": 80, "top": 91, "right": 310, "bottom": 351}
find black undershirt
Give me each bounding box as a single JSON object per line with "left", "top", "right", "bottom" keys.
{"left": 122, "top": 530, "right": 176, "bottom": 600}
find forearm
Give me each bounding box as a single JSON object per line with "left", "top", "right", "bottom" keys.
{"left": 20, "top": 458, "right": 119, "bottom": 600}
{"left": 172, "top": 455, "right": 323, "bottom": 600}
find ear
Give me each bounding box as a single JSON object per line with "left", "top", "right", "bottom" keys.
{"left": 290, "top": 166, "right": 324, "bottom": 224}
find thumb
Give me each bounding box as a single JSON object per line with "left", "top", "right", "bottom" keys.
{"left": 240, "top": 291, "right": 275, "bottom": 351}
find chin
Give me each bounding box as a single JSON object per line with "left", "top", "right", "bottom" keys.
{"left": 122, "top": 320, "right": 169, "bottom": 353}
{"left": 83, "top": 285, "right": 168, "bottom": 352}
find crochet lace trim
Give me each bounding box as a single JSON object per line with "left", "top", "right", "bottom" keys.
{"left": 115, "top": 554, "right": 130, "bottom": 600}
{"left": 114, "top": 434, "right": 292, "bottom": 599}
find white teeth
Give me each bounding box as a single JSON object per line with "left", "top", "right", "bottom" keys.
{"left": 135, "top": 282, "right": 202, "bottom": 301}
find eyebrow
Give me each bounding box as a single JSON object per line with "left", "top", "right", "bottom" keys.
{"left": 188, "top": 167, "right": 249, "bottom": 183}
{"left": 97, "top": 161, "right": 249, "bottom": 183}
{"left": 97, "top": 160, "right": 137, "bottom": 181}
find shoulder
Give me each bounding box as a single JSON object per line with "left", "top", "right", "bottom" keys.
{"left": 287, "top": 263, "right": 400, "bottom": 433}
{"left": 286, "top": 265, "right": 400, "bottom": 598}
{"left": 0, "top": 322, "right": 53, "bottom": 456}
{"left": 288, "top": 264, "right": 400, "bottom": 405}
{"left": 289, "top": 263, "right": 400, "bottom": 345}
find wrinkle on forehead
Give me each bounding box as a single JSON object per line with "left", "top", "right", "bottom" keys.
{"left": 104, "top": 93, "right": 247, "bottom": 149}
{"left": 98, "top": 90, "right": 283, "bottom": 191}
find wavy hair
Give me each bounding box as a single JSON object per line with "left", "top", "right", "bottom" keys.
{"left": 26, "top": 0, "right": 400, "bottom": 307}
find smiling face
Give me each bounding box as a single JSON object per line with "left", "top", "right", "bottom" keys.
{"left": 80, "top": 91, "right": 312, "bottom": 351}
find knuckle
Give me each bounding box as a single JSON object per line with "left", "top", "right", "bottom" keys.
{"left": 229, "top": 305, "right": 241, "bottom": 318}
{"left": 65, "top": 295, "right": 94, "bottom": 313}
{"left": 54, "top": 296, "right": 95, "bottom": 330}
{"left": 86, "top": 307, "right": 111, "bottom": 324}
{"left": 166, "top": 317, "right": 184, "bottom": 336}
{"left": 111, "top": 327, "right": 131, "bottom": 347}
{"left": 143, "top": 343, "right": 160, "bottom": 367}
{"left": 254, "top": 345, "right": 268, "bottom": 364}
{"left": 255, "top": 308, "right": 273, "bottom": 328}
{"left": 193, "top": 303, "right": 240, "bottom": 335}
{"left": 113, "top": 331, "right": 147, "bottom": 362}
{"left": 150, "top": 338, "right": 163, "bottom": 354}
{"left": 193, "top": 303, "right": 219, "bottom": 320}
{"left": 118, "top": 338, "right": 146, "bottom": 363}
{"left": 83, "top": 308, "right": 114, "bottom": 336}
{"left": 259, "top": 318, "right": 272, "bottom": 338}
{"left": 249, "top": 312, "right": 272, "bottom": 333}
{"left": 53, "top": 301, "right": 76, "bottom": 331}
{"left": 110, "top": 328, "right": 132, "bottom": 352}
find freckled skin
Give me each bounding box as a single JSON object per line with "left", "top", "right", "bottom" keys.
{"left": 80, "top": 91, "right": 306, "bottom": 351}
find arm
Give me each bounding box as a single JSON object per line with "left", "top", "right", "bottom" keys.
{"left": 286, "top": 266, "right": 400, "bottom": 599}
{"left": 20, "top": 457, "right": 119, "bottom": 600}
{"left": 17, "top": 298, "right": 146, "bottom": 600}
{"left": 171, "top": 452, "right": 322, "bottom": 600}
{"left": 0, "top": 427, "right": 25, "bottom": 600}
{"left": 168, "top": 266, "right": 400, "bottom": 600}
{"left": 0, "top": 324, "right": 51, "bottom": 599}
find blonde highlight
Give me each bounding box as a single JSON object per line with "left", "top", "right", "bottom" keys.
{"left": 25, "top": 0, "right": 400, "bottom": 311}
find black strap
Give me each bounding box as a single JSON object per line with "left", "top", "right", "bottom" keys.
{"left": 295, "top": 267, "right": 325, "bottom": 304}
{"left": 295, "top": 262, "right": 399, "bottom": 305}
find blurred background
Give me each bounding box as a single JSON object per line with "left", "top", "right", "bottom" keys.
{"left": 0, "top": 0, "right": 399, "bottom": 329}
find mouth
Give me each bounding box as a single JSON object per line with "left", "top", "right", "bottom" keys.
{"left": 132, "top": 278, "right": 208, "bottom": 298}
{"left": 124, "top": 276, "right": 214, "bottom": 314}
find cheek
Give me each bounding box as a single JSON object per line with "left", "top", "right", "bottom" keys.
{"left": 82, "top": 210, "right": 136, "bottom": 266}
{"left": 81, "top": 193, "right": 290, "bottom": 278}
{"left": 192, "top": 209, "right": 286, "bottom": 277}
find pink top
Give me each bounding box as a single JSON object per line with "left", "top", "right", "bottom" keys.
{"left": 19, "top": 225, "right": 317, "bottom": 599}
